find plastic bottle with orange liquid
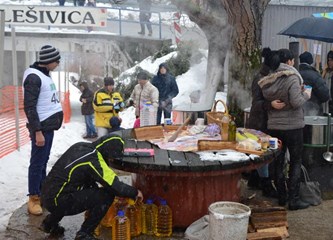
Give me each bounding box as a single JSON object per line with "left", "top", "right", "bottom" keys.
{"left": 126, "top": 198, "right": 142, "bottom": 237}
{"left": 112, "top": 210, "right": 131, "bottom": 240}
{"left": 142, "top": 199, "right": 158, "bottom": 235}
{"left": 156, "top": 199, "right": 172, "bottom": 237}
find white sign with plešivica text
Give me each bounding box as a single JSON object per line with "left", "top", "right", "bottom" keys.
{"left": 0, "top": 5, "right": 107, "bottom": 27}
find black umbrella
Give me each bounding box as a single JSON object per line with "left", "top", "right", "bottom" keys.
{"left": 278, "top": 16, "right": 333, "bottom": 43}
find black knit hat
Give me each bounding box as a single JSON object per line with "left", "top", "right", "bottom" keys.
{"left": 38, "top": 45, "right": 61, "bottom": 64}
{"left": 104, "top": 77, "right": 115, "bottom": 86}
{"left": 299, "top": 51, "right": 313, "bottom": 65}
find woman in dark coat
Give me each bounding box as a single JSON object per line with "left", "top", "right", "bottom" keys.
{"left": 248, "top": 48, "right": 285, "bottom": 197}
{"left": 151, "top": 63, "right": 179, "bottom": 124}
{"left": 79, "top": 82, "right": 97, "bottom": 138}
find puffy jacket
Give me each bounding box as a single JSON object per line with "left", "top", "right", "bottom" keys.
{"left": 130, "top": 81, "right": 159, "bottom": 117}
{"left": 258, "top": 63, "right": 310, "bottom": 130}
{"left": 41, "top": 134, "right": 138, "bottom": 208}
{"left": 23, "top": 62, "right": 63, "bottom": 133}
{"left": 93, "top": 88, "right": 124, "bottom": 128}
{"left": 79, "top": 82, "right": 94, "bottom": 115}
{"left": 299, "top": 63, "right": 329, "bottom": 116}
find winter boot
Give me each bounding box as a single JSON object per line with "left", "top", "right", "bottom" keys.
{"left": 40, "top": 214, "right": 65, "bottom": 236}
{"left": 261, "top": 178, "right": 279, "bottom": 198}
{"left": 28, "top": 195, "right": 43, "bottom": 215}
{"left": 288, "top": 198, "right": 310, "bottom": 211}
{"left": 75, "top": 231, "right": 99, "bottom": 240}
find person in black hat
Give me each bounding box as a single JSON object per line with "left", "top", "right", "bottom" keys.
{"left": 299, "top": 51, "right": 329, "bottom": 116}
{"left": 23, "top": 45, "right": 63, "bottom": 216}
{"left": 40, "top": 134, "right": 143, "bottom": 239}
{"left": 93, "top": 77, "right": 125, "bottom": 137}
{"left": 108, "top": 116, "right": 125, "bottom": 133}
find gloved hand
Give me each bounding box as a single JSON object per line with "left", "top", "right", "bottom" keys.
{"left": 114, "top": 102, "right": 124, "bottom": 113}
{"left": 160, "top": 100, "right": 167, "bottom": 108}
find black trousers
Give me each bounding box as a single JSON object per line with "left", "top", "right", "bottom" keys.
{"left": 43, "top": 188, "right": 115, "bottom": 234}
{"left": 139, "top": 12, "right": 152, "bottom": 33}
{"left": 269, "top": 128, "right": 303, "bottom": 201}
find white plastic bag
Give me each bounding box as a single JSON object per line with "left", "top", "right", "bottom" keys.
{"left": 184, "top": 215, "right": 209, "bottom": 240}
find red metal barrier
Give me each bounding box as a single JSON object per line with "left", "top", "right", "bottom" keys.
{"left": 0, "top": 86, "right": 71, "bottom": 158}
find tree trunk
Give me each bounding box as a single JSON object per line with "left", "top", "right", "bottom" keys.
{"left": 173, "top": 0, "right": 270, "bottom": 123}
{"left": 221, "top": 0, "right": 269, "bottom": 124}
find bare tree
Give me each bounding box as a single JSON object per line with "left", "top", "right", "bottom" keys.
{"left": 172, "top": 0, "right": 270, "bottom": 119}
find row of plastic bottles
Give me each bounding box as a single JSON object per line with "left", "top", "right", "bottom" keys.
{"left": 98, "top": 196, "right": 172, "bottom": 239}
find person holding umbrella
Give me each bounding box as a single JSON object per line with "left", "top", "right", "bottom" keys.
{"left": 299, "top": 51, "right": 329, "bottom": 116}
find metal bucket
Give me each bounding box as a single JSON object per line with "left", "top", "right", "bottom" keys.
{"left": 304, "top": 116, "right": 333, "bottom": 145}
{"left": 208, "top": 201, "right": 251, "bottom": 240}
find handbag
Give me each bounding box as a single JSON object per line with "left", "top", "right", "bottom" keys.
{"left": 299, "top": 165, "right": 322, "bottom": 206}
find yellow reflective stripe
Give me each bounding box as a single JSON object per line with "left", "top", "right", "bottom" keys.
{"left": 95, "top": 136, "right": 124, "bottom": 149}
{"left": 97, "top": 151, "right": 117, "bottom": 186}
{"left": 54, "top": 162, "right": 108, "bottom": 206}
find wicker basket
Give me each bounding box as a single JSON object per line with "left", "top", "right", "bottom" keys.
{"left": 206, "top": 100, "right": 229, "bottom": 127}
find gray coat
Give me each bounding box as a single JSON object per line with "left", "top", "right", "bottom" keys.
{"left": 258, "top": 64, "right": 310, "bottom": 130}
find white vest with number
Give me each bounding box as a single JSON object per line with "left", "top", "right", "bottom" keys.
{"left": 23, "top": 68, "right": 63, "bottom": 122}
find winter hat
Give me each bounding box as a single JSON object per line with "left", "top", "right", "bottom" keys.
{"left": 38, "top": 45, "right": 61, "bottom": 64}
{"left": 159, "top": 63, "right": 168, "bottom": 70}
{"left": 104, "top": 77, "right": 115, "bottom": 86}
{"left": 299, "top": 51, "right": 313, "bottom": 65}
{"left": 157, "top": 62, "right": 169, "bottom": 74}
{"left": 93, "top": 133, "right": 124, "bottom": 160}
{"left": 109, "top": 116, "right": 121, "bottom": 128}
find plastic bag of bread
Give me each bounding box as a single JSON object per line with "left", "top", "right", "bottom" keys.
{"left": 237, "top": 138, "right": 261, "bottom": 151}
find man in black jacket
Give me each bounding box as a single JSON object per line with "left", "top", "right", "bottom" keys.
{"left": 23, "top": 45, "right": 63, "bottom": 216}
{"left": 299, "top": 51, "right": 330, "bottom": 116}
{"left": 40, "top": 134, "right": 143, "bottom": 240}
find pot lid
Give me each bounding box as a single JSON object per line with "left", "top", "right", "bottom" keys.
{"left": 304, "top": 116, "right": 332, "bottom": 125}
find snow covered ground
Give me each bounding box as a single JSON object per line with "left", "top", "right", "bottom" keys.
{"left": 0, "top": 46, "right": 219, "bottom": 231}
{"left": 0, "top": 1, "right": 209, "bottom": 230}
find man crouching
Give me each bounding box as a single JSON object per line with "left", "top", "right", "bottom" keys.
{"left": 39, "top": 133, "right": 143, "bottom": 239}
